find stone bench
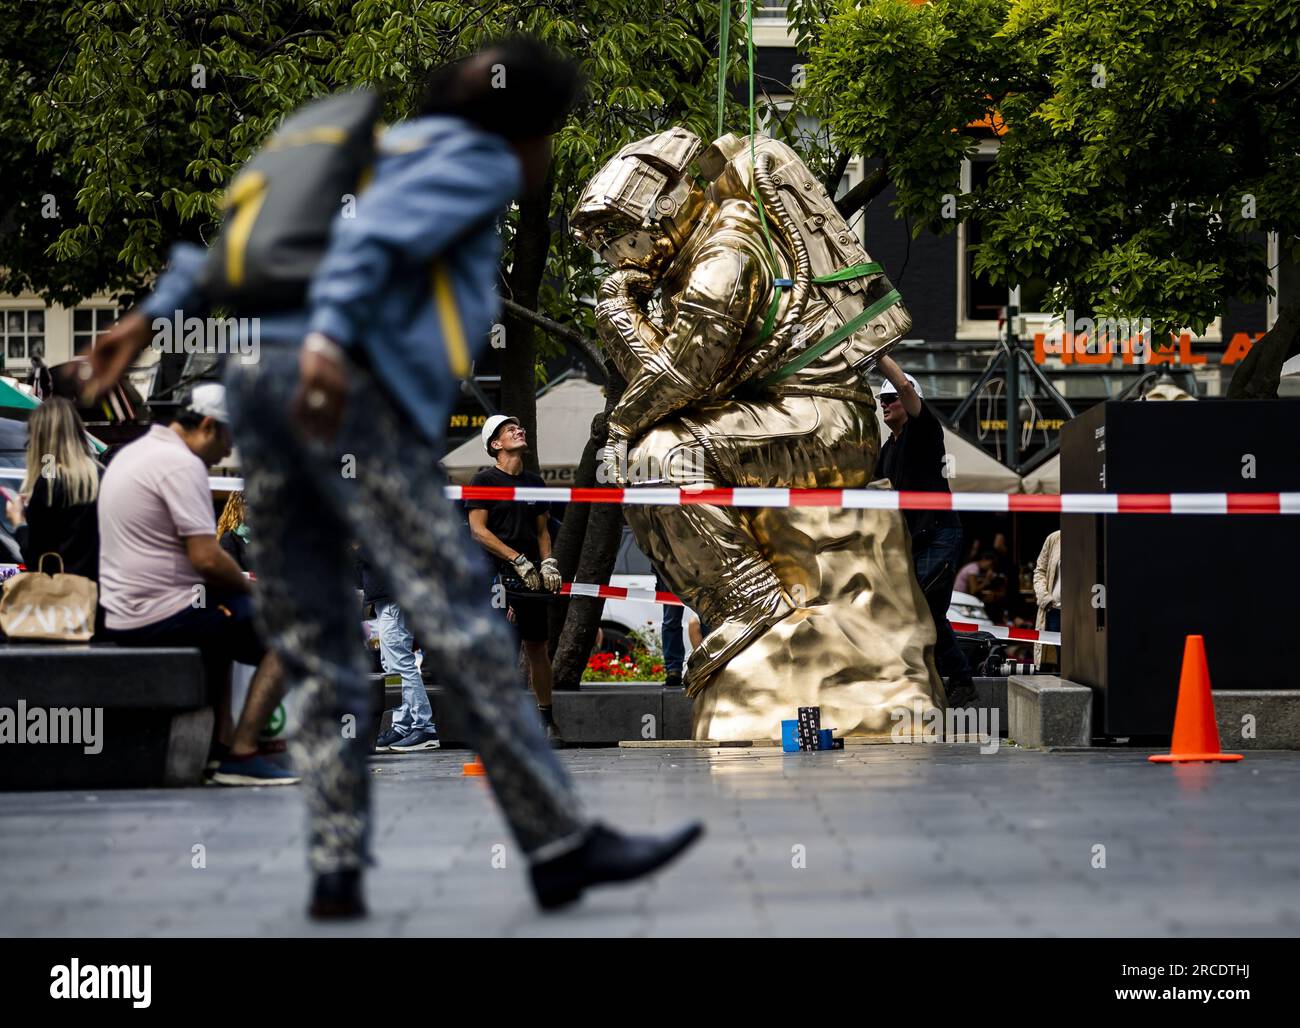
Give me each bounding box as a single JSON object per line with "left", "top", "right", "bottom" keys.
{"left": 0, "top": 643, "right": 210, "bottom": 789}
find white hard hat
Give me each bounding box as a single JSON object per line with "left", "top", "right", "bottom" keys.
{"left": 482, "top": 413, "right": 519, "bottom": 454}
{"left": 879, "top": 373, "right": 922, "bottom": 400}
{"left": 186, "top": 382, "right": 229, "bottom": 424}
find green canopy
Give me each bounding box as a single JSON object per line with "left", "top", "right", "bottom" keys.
{"left": 0, "top": 378, "right": 39, "bottom": 411}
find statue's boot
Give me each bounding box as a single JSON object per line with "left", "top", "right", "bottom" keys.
{"left": 624, "top": 501, "right": 794, "bottom": 694}
{"left": 681, "top": 553, "right": 794, "bottom": 693}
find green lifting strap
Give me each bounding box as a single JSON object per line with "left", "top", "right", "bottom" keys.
{"left": 715, "top": 0, "right": 731, "bottom": 140}
{"left": 754, "top": 262, "right": 884, "bottom": 345}
{"left": 759, "top": 288, "right": 903, "bottom": 387}
{"left": 756, "top": 284, "right": 783, "bottom": 344}
{"left": 813, "top": 261, "right": 882, "bottom": 284}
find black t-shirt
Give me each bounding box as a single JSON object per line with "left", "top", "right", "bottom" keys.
{"left": 874, "top": 399, "right": 959, "bottom": 538}
{"left": 13, "top": 475, "right": 101, "bottom": 581}
{"left": 466, "top": 465, "right": 550, "bottom": 574}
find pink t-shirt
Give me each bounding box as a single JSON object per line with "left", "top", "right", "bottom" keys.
{"left": 98, "top": 425, "right": 217, "bottom": 630}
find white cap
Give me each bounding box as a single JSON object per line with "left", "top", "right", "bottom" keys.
{"left": 879, "top": 373, "right": 922, "bottom": 400}
{"left": 186, "top": 383, "right": 229, "bottom": 424}
{"left": 482, "top": 413, "right": 519, "bottom": 454}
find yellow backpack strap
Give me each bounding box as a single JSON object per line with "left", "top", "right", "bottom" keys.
{"left": 432, "top": 260, "right": 470, "bottom": 378}
{"left": 222, "top": 170, "right": 270, "bottom": 289}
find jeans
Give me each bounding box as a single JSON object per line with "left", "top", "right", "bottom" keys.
{"left": 375, "top": 600, "right": 433, "bottom": 733}
{"left": 225, "top": 346, "right": 586, "bottom": 874}
{"left": 912, "top": 523, "right": 973, "bottom": 686}
{"left": 657, "top": 572, "right": 684, "bottom": 676}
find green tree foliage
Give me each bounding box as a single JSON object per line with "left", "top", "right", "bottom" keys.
{"left": 2, "top": 1, "right": 742, "bottom": 327}
{"left": 801, "top": 0, "right": 1300, "bottom": 396}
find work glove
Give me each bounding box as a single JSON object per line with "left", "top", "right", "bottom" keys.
{"left": 540, "top": 557, "right": 562, "bottom": 593}
{"left": 601, "top": 433, "right": 629, "bottom": 486}
{"left": 511, "top": 554, "right": 542, "bottom": 592}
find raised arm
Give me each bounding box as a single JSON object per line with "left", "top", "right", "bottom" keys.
{"left": 605, "top": 247, "right": 767, "bottom": 444}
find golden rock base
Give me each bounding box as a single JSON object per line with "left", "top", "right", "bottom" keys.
{"left": 691, "top": 505, "right": 944, "bottom": 742}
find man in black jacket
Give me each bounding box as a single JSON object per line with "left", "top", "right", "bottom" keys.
{"left": 874, "top": 355, "right": 978, "bottom": 708}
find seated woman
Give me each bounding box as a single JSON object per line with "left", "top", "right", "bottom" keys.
{"left": 3, "top": 397, "right": 102, "bottom": 582}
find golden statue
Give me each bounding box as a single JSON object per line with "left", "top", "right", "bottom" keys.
{"left": 571, "top": 127, "right": 942, "bottom": 741}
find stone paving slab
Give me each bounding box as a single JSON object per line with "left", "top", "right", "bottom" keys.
{"left": 0, "top": 744, "right": 1298, "bottom": 937}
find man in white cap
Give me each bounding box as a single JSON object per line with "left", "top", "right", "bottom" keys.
{"left": 98, "top": 383, "right": 294, "bottom": 784}
{"left": 467, "top": 414, "right": 564, "bottom": 744}
{"left": 874, "top": 355, "right": 977, "bottom": 708}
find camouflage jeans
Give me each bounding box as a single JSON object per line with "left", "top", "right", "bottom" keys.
{"left": 225, "top": 346, "right": 586, "bottom": 873}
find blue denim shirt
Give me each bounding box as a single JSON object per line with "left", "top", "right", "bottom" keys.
{"left": 142, "top": 115, "right": 522, "bottom": 445}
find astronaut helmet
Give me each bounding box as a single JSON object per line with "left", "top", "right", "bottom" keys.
{"left": 570, "top": 126, "right": 708, "bottom": 271}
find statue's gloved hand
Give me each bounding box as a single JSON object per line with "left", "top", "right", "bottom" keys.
{"left": 602, "top": 433, "right": 629, "bottom": 486}
{"left": 511, "top": 554, "right": 542, "bottom": 591}
{"left": 540, "top": 557, "right": 563, "bottom": 593}
{"left": 600, "top": 268, "right": 656, "bottom": 305}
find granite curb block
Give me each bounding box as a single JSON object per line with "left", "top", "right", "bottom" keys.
{"left": 1008, "top": 675, "right": 1092, "bottom": 749}
{"left": 1211, "top": 691, "right": 1300, "bottom": 751}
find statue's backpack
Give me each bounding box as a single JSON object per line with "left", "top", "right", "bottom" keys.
{"left": 700, "top": 133, "right": 912, "bottom": 387}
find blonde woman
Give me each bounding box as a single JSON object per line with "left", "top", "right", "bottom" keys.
{"left": 3, "top": 397, "right": 102, "bottom": 580}
{"left": 216, "top": 490, "right": 250, "bottom": 571}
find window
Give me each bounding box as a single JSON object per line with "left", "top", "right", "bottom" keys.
{"left": 2, "top": 308, "right": 45, "bottom": 365}
{"left": 73, "top": 306, "right": 119, "bottom": 355}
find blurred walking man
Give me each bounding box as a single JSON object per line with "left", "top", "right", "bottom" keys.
{"left": 89, "top": 38, "right": 700, "bottom": 919}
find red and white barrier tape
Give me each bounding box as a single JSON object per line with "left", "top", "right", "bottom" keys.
{"left": 4, "top": 467, "right": 1292, "bottom": 514}
{"left": 948, "top": 620, "right": 1061, "bottom": 646}
{"left": 560, "top": 581, "right": 1061, "bottom": 646}
{"left": 452, "top": 484, "right": 1300, "bottom": 515}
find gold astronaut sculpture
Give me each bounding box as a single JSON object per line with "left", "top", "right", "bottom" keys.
{"left": 571, "top": 127, "right": 942, "bottom": 741}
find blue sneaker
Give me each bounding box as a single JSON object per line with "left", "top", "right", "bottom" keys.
{"left": 375, "top": 726, "right": 406, "bottom": 752}
{"left": 209, "top": 753, "right": 301, "bottom": 787}
{"left": 389, "top": 726, "right": 440, "bottom": 752}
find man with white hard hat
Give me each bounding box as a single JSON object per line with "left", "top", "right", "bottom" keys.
{"left": 874, "top": 355, "right": 977, "bottom": 708}
{"left": 466, "top": 413, "right": 564, "bottom": 745}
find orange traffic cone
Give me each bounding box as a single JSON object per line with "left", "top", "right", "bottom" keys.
{"left": 1149, "top": 635, "right": 1242, "bottom": 764}
{"left": 462, "top": 755, "right": 486, "bottom": 776}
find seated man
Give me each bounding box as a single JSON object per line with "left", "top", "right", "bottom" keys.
{"left": 97, "top": 384, "right": 295, "bottom": 786}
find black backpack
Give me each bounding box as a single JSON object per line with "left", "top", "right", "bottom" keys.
{"left": 202, "top": 90, "right": 382, "bottom": 312}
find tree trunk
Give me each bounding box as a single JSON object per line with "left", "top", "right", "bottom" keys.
{"left": 1226, "top": 292, "right": 1300, "bottom": 399}
{"left": 834, "top": 161, "right": 890, "bottom": 221}
{"left": 498, "top": 167, "right": 556, "bottom": 475}
{"left": 550, "top": 362, "right": 627, "bottom": 689}
{"left": 546, "top": 390, "right": 606, "bottom": 659}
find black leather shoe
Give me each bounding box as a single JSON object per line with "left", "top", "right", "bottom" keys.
{"left": 530, "top": 822, "right": 704, "bottom": 911}
{"left": 544, "top": 720, "right": 565, "bottom": 749}
{"left": 309, "top": 869, "right": 366, "bottom": 919}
